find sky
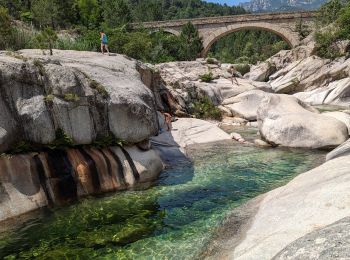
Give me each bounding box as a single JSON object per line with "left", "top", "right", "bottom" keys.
{"left": 205, "top": 0, "right": 248, "bottom": 5}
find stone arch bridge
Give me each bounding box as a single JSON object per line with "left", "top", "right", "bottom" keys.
{"left": 132, "top": 11, "right": 317, "bottom": 57}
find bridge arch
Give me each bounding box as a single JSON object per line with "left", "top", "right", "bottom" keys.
{"left": 201, "top": 22, "right": 300, "bottom": 57}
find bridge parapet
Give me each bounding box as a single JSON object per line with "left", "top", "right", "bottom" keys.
{"left": 132, "top": 11, "right": 317, "bottom": 29}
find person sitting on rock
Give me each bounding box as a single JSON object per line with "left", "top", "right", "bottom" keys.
{"left": 100, "top": 31, "right": 110, "bottom": 55}
{"left": 163, "top": 112, "right": 172, "bottom": 131}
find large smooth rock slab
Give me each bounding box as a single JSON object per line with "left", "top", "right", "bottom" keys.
{"left": 0, "top": 50, "right": 158, "bottom": 152}
{"left": 273, "top": 217, "right": 350, "bottom": 260}
{"left": 151, "top": 118, "right": 231, "bottom": 162}
{"left": 244, "top": 62, "right": 276, "bottom": 82}
{"left": 323, "top": 111, "right": 350, "bottom": 134}
{"left": 295, "top": 77, "right": 350, "bottom": 106}
{"left": 245, "top": 46, "right": 313, "bottom": 82}
{"left": 257, "top": 94, "right": 348, "bottom": 148}
{"left": 223, "top": 90, "right": 270, "bottom": 121}
{"left": 269, "top": 56, "right": 331, "bottom": 94}
{"left": 326, "top": 139, "right": 350, "bottom": 161}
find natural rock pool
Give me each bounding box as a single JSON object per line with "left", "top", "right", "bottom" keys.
{"left": 0, "top": 140, "right": 326, "bottom": 259}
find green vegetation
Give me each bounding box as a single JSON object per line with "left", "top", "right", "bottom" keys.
{"left": 93, "top": 133, "right": 128, "bottom": 148}
{"left": 43, "top": 94, "right": 55, "bottom": 103}
{"left": 90, "top": 80, "right": 109, "bottom": 98}
{"left": 35, "top": 27, "right": 58, "bottom": 55}
{"left": 33, "top": 59, "right": 46, "bottom": 76}
{"left": 208, "top": 30, "right": 290, "bottom": 64}
{"left": 315, "top": 0, "right": 350, "bottom": 59}
{"left": 5, "top": 141, "right": 32, "bottom": 155}
{"left": 199, "top": 72, "right": 214, "bottom": 83}
{"left": 191, "top": 96, "right": 222, "bottom": 120}
{"left": 64, "top": 93, "right": 80, "bottom": 102}
{"left": 234, "top": 64, "right": 250, "bottom": 76}
{"left": 48, "top": 129, "right": 74, "bottom": 150}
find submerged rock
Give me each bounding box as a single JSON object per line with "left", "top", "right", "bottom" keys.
{"left": 257, "top": 94, "right": 348, "bottom": 148}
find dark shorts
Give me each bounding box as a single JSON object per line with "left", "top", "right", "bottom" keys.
{"left": 102, "top": 42, "right": 108, "bottom": 45}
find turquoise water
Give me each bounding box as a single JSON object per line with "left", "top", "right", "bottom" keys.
{"left": 0, "top": 141, "right": 325, "bottom": 259}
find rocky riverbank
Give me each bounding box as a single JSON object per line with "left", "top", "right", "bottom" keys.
{"left": 200, "top": 148, "right": 350, "bottom": 260}
{"left": 0, "top": 49, "right": 232, "bottom": 223}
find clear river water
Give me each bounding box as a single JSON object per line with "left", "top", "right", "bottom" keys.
{"left": 0, "top": 128, "right": 326, "bottom": 260}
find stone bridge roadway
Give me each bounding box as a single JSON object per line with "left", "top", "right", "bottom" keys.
{"left": 132, "top": 11, "right": 317, "bottom": 57}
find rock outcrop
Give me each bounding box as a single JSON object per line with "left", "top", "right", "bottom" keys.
{"left": 326, "top": 139, "right": 350, "bottom": 161}
{"left": 0, "top": 146, "right": 163, "bottom": 222}
{"left": 153, "top": 60, "right": 271, "bottom": 115}
{"left": 151, "top": 117, "right": 231, "bottom": 162}
{"left": 323, "top": 111, "right": 350, "bottom": 134}
{"left": 244, "top": 45, "right": 313, "bottom": 82}
{"left": 0, "top": 50, "right": 158, "bottom": 153}
{"left": 273, "top": 217, "right": 350, "bottom": 260}
{"left": 257, "top": 94, "right": 349, "bottom": 148}
{"left": 222, "top": 90, "right": 270, "bottom": 121}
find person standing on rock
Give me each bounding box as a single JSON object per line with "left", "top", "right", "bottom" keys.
{"left": 100, "top": 31, "right": 110, "bottom": 55}
{"left": 228, "top": 65, "right": 240, "bottom": 85}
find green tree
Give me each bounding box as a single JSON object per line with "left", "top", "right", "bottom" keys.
{"left": 317, "top": 0, "right": 343, "bottom": 25}
{"left": 0, "top": 7, "right": 12, "bottom": 49}
{"left": 338, "top": 3, "right": 350, "bottom": 38}
{"left": 102, "top": 0, "right": 132, "bottom": 27}
{"left": 31, "top": 0, "right": 58, "bottom": 28}
{"left": 36, "top": 27, "right": 58, "bottom": 55}
{"left": 178, "top": 22, "right": 203, "bottom": 60}
{"left": 76, "top": 0, "right": 100, "bottom": 28}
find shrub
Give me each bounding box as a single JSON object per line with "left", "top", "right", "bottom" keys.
{"left": 206, "top": 58, "right": 217, "bottom": 64}
{"left": 48, "top": 129, "right": 74, "bottom": 149}
{"left": 191, "top": 96, "right": 222, "bottom": 120}
{"left": 44, "top": 94, "right": 55, "bottom": 103}
{"left": 234, "top": 64, "right": 250, "bottom": 76}
{"left": 93, "top": 134, "right": 128, "bottom": 148}
{"left": 90, "top": 80, "right": 109, "bottom": 98}
{"left": 200, "top": 72, "right": 214, "bottom": 83}
{"left": 315, "top": 31, "right": 341, "bottom": 59}
{"left": 33, "top": 59, "right": 46, "bottom": 76}
{"left": 35, "top": 27, "right": 58, "bottom": 55}
{"left": 64, "top": 93, "right": 80, "bottom": 102}
{"left": 6, "top": 141, "right": 32, "bottom": 154}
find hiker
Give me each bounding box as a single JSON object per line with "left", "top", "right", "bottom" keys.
{"left": 100, "top": 31, "right": 110, "bottom": 55}
{"left": 163, "top": 112, "right": 172, "bottom": 131}
{"left": 228, "top": 65, "right": 239, "bottom": 85}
